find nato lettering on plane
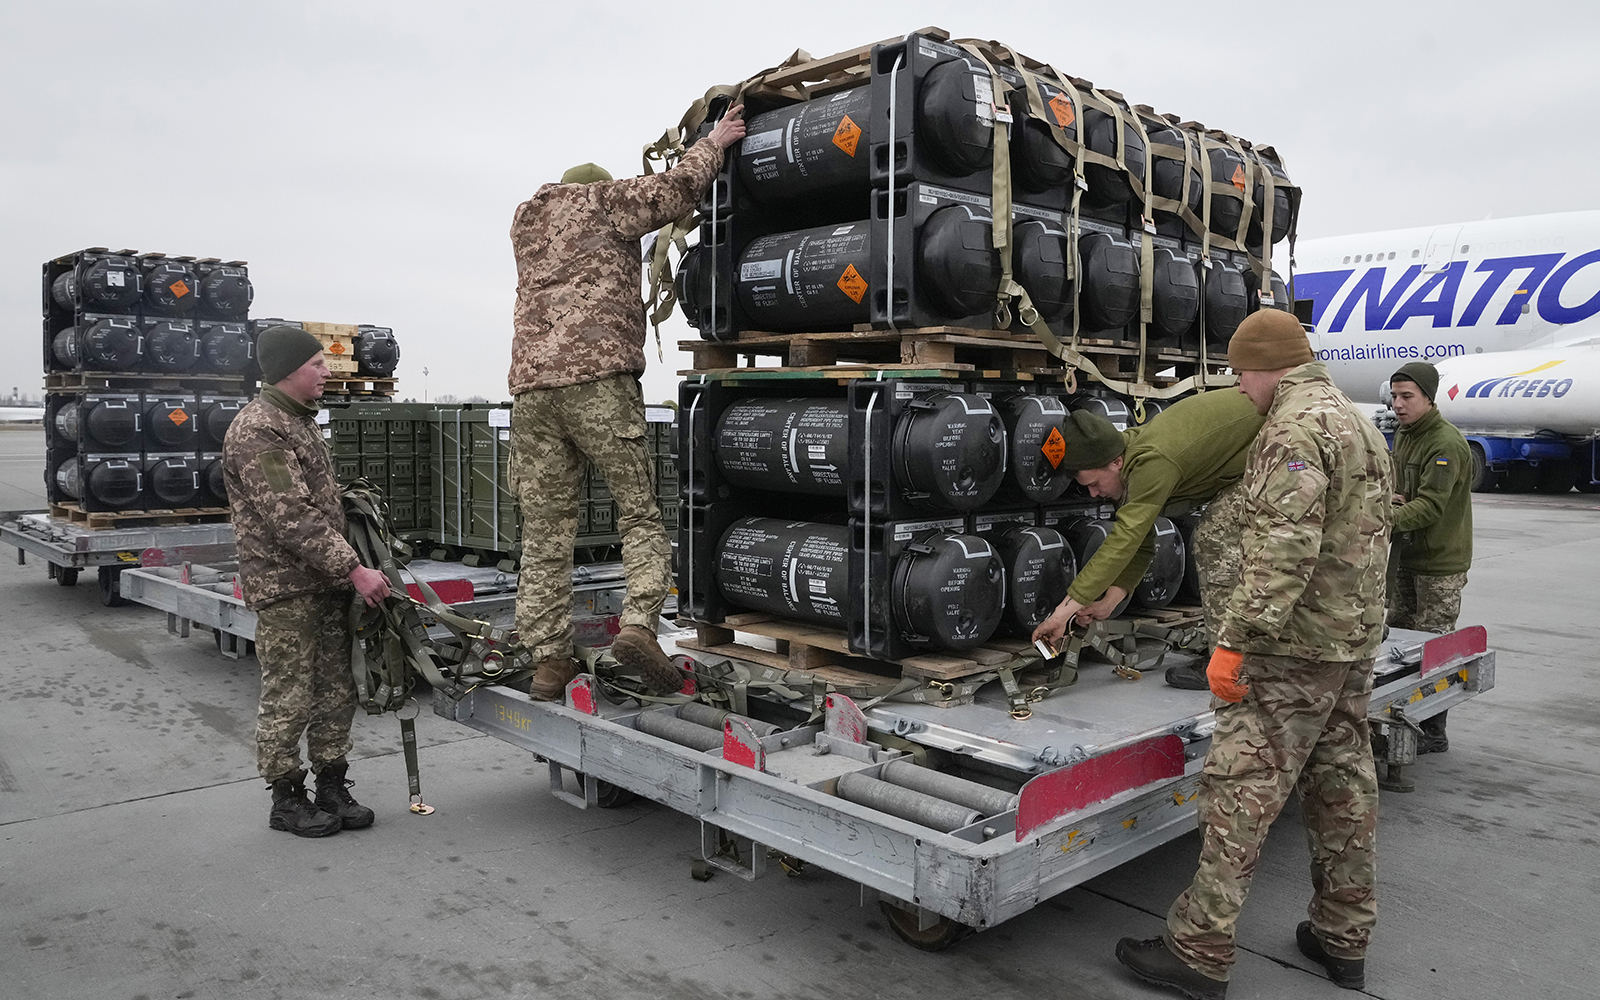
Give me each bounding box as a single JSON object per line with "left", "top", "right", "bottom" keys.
{"left": 1295, "top": 248, "right": 1600, "bottom": 331}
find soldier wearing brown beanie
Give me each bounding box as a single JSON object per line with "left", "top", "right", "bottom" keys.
{"left": 1117, "top": 308, "right": 1395, "bottom": 996}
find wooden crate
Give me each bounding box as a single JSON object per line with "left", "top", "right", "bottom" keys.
{"left": 683, "top": 326, "right": 1066, "bottom": 374}
{"left": 303, "top": 321, "right": 360, "bottom": 374}
{"left": 321, "top": 376, "right": 398, "bottom": 398}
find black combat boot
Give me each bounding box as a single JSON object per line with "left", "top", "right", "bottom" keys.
{"left": 1165, "top": 660, "right": 1210, "bottom": 691}
{"left": 269, "top": 769, "right": 342, "bottom": 838}
{"left": 1417, "top": 711, "right": 1449, "bottom": 754}
{"left": 313, "top": 758, "right": 376, "bottom": 830}
{"left": 1115, "top": 936, "right": 1228, "bottom": 999}
{"left": 1296, "top": 921, "right": 1366, "bottom": 990}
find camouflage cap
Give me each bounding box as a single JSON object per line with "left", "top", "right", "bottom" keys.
{"left": 257, "top": 325, "right": 324, "bottom": 384}
{"left": 1060, "top": 409, "right": 1126, "bottom": 471}
{"left": 1391, "top": 360, "right": 1440, "bottom": 401}
{"left": 560, "top": 163, "right": 613, "bottom": 184}
{"left": 1227, "top": 309, "right": 1313, "bottom": 371}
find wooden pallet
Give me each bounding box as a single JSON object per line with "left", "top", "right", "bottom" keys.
{"left": 321, "top": 377, "right": 398, "bottom": 397}
{"left": 44, "top": 370, "right": 255, "bottom": 392}
{"left": 677, "top": 611, "right": 1021, "bottom": 685}
{"left": 683, "top": 327, "right": 1069, "bottom": 373}
{"left": 742, "top": 26, "right": 949, "bottom": 105}
{"left": 49, "top": 503, "right": 231, "bottom": 530}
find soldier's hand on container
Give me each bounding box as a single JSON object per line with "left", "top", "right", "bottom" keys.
{"left": 1079, "top": 586, "right": 1127, "bottom": 623}
{"left": 1206, "top": 648, "right": 1248, "bottom": 703}
{"left": 709, "top": 104, "right": 747, "bottom": 149}
{"left": 349, "top": 565, "right": 392, "bottom": 607}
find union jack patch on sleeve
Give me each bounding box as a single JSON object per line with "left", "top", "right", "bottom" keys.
{"left": 1286, "top": 459, "right": 1307, "bottom": 472}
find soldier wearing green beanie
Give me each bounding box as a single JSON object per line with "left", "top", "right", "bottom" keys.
{"left": 222, "top": 324, "right": 393, "bottom": 838}
{"left": 1386, "top": 360, "right": 1473, "bottom": 755}
{"left": 1033, "top": 390, "right": 1265, "bottom": 693}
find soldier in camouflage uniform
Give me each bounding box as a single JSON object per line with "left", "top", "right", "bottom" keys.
{"left": 1116, "top": 310, "right": 1393, "bottom": 998}
{"left": 224, "top": 326, "right": 392, "bottom": 838}
{"left": 508, "top": 104, "right": 746, "bottom": 701}
{"left": 1386, "top": 361, "right": 1473, "bottom": 753}
{"left": 1031, "top": 391, "right": 1264, "bottom": 689}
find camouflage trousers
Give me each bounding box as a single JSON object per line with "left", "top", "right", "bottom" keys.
{"left": 510, "top": 373, "right": 671, "bottom": 660}
{"left": 254, "top": 591, "right": 357, "bottom": 782}
{"left": 1192, "top": 482, "right": 1247, "bottom": 651}
{"left": 1166, "top": 653, "right": 1379, "bottom": 982}
{"left": 1388, "top": 568, "right": 1466, "bottom": 633}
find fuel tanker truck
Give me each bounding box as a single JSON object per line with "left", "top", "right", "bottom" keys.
{"left": 1427, "top": 345, "right": 1600, "bottom": 493}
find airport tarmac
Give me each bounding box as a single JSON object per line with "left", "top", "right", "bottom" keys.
{"left": 2, "top": 423, "right": 1597, "bottom": 1000}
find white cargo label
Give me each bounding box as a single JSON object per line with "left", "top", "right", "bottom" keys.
{"left": 743, "top": 129, "right": 783, "bottom": 155}
{"left": 740, "top": 259, "right": 784, "bottom": 282}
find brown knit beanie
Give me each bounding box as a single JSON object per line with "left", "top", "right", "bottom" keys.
{"left": 1227, "top": 309, "right": 1313, "bottom": 371}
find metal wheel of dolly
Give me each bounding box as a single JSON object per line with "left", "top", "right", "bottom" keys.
{"left": 55, "top": 566, "right": 79, "bottom": 587}
{"left": 877, "top": 900, "right": 974, "bottom": 952}
{"left": 574, "top": 774, "right": 637, "bottom": 809}
{"left": 98, "top": 566, "right": 126, "bottom": 607}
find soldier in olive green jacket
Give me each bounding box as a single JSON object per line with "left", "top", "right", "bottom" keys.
{"left": 1387, "top": 360, "right": 1473, "bottom": 753}
{"left": 1116, "top": 309, "right": 1393, "bottom": 999}
{"left": 1031, "top": 390, "right": 1265, "bottom": 691}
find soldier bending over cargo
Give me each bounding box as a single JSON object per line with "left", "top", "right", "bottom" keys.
{"left": 507, "top": 103, "right": 746, "bottom": 700}
{"left": 1030, "top": 389, "right": 1264, "bottom": 688}
{"left": 223, "top": 325, "right": 393, "bottom": 838}
{"left": 1115, "top": 310, "right": 1394, "bottom": 998}
{"left": 1386, "top": 360, "right": 1473, "bottom": 754}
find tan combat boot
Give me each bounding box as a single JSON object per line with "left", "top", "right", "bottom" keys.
{"left": 529, "top": 655, "right": 579, "bottom": 702}
{"left": 609, "top": 624, "right": 681, "bottom": 696}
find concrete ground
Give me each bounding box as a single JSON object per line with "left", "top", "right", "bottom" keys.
{"left": 2, "top": 421, "right": 1597, "bottom": 1000}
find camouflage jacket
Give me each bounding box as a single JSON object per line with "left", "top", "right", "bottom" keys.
{"left": 1216, "top": 363, "right": 1394, "bottom": 661}
{"left": 223, "top": 385, "right": 358, "bottom": 610}
{"left": 508, "top": 139, "right": 724, "bottom": 394}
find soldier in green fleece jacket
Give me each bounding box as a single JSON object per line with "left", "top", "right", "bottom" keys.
{"left": 1387, "top": 360, "right": 1474, "bottom": 754}
{"left": 1032, "top": 388, "right": 1265, "bottom": 689}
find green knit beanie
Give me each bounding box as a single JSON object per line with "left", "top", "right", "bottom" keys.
{"left": 257, "top": 325, "right": 325, "bottom": 383}
{"left": 561, "top": 163, "right": 613, "bottom": 184}
{"left": 1391, "top": 361, "right": 1440, "bottom": 401}
{"left": 1060, "top": 409, "right": 1127, "bottom": 471}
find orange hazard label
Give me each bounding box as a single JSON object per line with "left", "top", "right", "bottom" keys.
{"left": 1041, "top": 426, "right": 1066, "bottom": 469}
{"left": 169, "top": 279, "right": 190, "bottom": 298}
{"left": 168, "top": 409, "right": 189, "bottom": 426}
{"left": 327, "top": 341, "right": 346, "bottom": 355}
{"left": 832, "top": 115, "right": 862, "bottom": 156}
{"left": 1048, "top": 93, "right": 1075, "bottom": 130}
{"left": 1231, "top": 165, "right": 1247, "bottom": 192}
{"left": 836, "top": 264, "right": 868, "bottom": 303}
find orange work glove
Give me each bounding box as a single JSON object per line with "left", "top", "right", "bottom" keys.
{"left": 1207, "top": 648, "right": 1248, "bottom": 703}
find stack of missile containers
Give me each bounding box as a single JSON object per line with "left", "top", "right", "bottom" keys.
{"left": 670, "top": 31, "right": 1271, "bottom": 676}
{"left": 251, "top": 317, "right": 402, "bottom": 401}
{"left": 673, "top": 28, "right": 1301, "bottom": 380}
{"left": 42, "top": 248, "right": 257, "bottom": 520}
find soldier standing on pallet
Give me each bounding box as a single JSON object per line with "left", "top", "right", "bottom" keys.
{"left": 507, "top": 103, "right": 747, "bottom": 701}
{"left": 223, "top": 325, "right": 392, "bottom": 838}
{"left": 1386, "top": 360, "right": 1473, "bottom": 754}
{"left": 1115, "top": 310, "right": 1394, "bottom": 998}
{"left": 1030, "top": 390, "right": 1265, "bottom": 688}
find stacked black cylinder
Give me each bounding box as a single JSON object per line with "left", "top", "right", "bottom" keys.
{"left": 42, "top": 248, "right": 255, "bottom": 513}
{"left": 674, "top": 30, "right": 1298, "bottom": 355}
{"left": 680, "top": 376, "right": 1189, "bottom": 658}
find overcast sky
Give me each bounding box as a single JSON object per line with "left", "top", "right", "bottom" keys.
{"left": 3, "top": 1, "right": 1595, "bottom": 404}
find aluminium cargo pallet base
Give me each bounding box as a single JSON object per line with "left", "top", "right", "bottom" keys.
{"left": 48, "top": 502, "right": 231, "bottom": 530}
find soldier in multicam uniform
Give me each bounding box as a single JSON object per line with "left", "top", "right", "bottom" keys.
{"left": 224, "top": 325, "right": 392, "bottom": 838}
{"left": 1115, "top": 309, "right": 1394, "bottom": 999}
{"left": 507, "top": 104, "right": 747, "bottom": 701}
{"left": 1031, "top": 391, "right": 1264, "bottom": 688}
{"left": 1386, "top": 360, "right": 1473, "bottom": 754}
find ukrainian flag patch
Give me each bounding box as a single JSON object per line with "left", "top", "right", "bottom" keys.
{"left": 1435, "top": 457, "right": 1450, "bottom": 466}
